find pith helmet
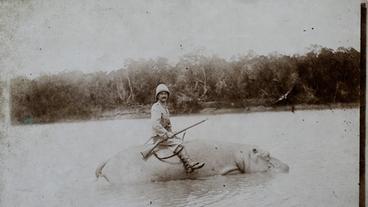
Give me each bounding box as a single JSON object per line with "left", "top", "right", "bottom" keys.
{"left": 155, "top": 84, "right": 170, "bottom": 98}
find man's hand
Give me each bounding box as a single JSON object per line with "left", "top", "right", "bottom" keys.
{"left": 165, "top": 131, "right": 175, "bottom": 138}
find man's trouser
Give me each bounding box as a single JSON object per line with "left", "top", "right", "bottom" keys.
{"left": 152, "top": 136, "right": 205, "bottom": 173}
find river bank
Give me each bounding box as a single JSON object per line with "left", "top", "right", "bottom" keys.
{"left": 13, "top": 102, "right": 359, "bottom": 125}
{"left": 99, "top": 102, "right": 359, "bottom": 120}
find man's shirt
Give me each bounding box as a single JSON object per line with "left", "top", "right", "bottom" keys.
{"left": 151, "top": 101, "right": 172, "bottom": 137}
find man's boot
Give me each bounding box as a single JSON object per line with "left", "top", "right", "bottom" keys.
{"left": 174, "top": 145, "right": 205, "bottom": 173}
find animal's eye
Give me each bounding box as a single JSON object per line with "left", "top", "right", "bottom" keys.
{"left": 252, "top": 148, "right": 257, "bottom": 153}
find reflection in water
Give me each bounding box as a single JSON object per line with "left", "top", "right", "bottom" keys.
{"left": 96, "top": 173, "right": 274, "bottom": 207}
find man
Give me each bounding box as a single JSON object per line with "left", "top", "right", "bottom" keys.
{"left": 150, "top": 83, "right": 205, "bottom": 173}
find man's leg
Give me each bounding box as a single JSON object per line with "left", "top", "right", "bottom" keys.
{"left": 173, "top": 144, "right": 205, "bottom": 173}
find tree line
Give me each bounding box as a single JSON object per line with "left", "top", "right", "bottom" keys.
{"left": 10, "top": 46, "right": 360, "bottom": 124}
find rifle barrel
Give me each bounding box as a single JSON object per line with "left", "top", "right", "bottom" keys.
{"left": 172, "top": 119, "right": 207, "bottom": 137}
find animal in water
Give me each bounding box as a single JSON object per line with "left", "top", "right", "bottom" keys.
{"left": 95, "top": 140, "right": 289, "bottom": 184}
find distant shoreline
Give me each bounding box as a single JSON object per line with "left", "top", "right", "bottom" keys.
{"left": 99, "top": 102, "right": 359, "bottom": 120}
{"left": 13, "top": 102, "right": 359, "bottom": 125}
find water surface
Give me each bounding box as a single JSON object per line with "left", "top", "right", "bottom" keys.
{"left": 1, "top": 108, "right": 359, "bottom": 206}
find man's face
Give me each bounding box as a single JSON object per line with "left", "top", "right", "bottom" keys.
{"left": 158, "top": 92, "right": 169, "bottom": 103}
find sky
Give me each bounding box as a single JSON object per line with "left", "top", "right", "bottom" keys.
{"left": 0, "top": 0, "right": 362, "bottom": 77}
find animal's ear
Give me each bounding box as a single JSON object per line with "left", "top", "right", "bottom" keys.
{"left": 252, "top": 148, "right": 258, "bottom": 153}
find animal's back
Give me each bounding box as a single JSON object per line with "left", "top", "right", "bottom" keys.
{"left": 98, "top": 140, "right": 255, "bottom": 183}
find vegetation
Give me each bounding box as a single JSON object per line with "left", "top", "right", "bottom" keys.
{"left": 10, "top": 46, "right": 360, "bottom": 124}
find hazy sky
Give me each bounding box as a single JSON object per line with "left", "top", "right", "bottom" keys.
{"left": 0, "top": 0, "right": 361, "bottom": 77}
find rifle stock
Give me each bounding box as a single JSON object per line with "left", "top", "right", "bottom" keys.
{"left": 140, "top": 119, "right": 207, "bottom": 160}
{"left": 140, "top": 144, "right": 157, "bottom": 160}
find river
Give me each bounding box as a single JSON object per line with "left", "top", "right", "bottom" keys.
{"left": 0, "top": 108, "right": 359, "bottom": 207}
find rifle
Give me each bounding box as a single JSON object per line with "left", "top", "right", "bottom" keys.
{"left": 140, "top": 119, "right": 208, "bottom": 160}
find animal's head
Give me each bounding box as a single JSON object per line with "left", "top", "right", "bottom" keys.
{"left": 238, "top": 146, "right": 289, "bottom": 173}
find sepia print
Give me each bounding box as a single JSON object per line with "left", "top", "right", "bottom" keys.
{"left": 0, "top": 0, "right": 364, "bottom": 206}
